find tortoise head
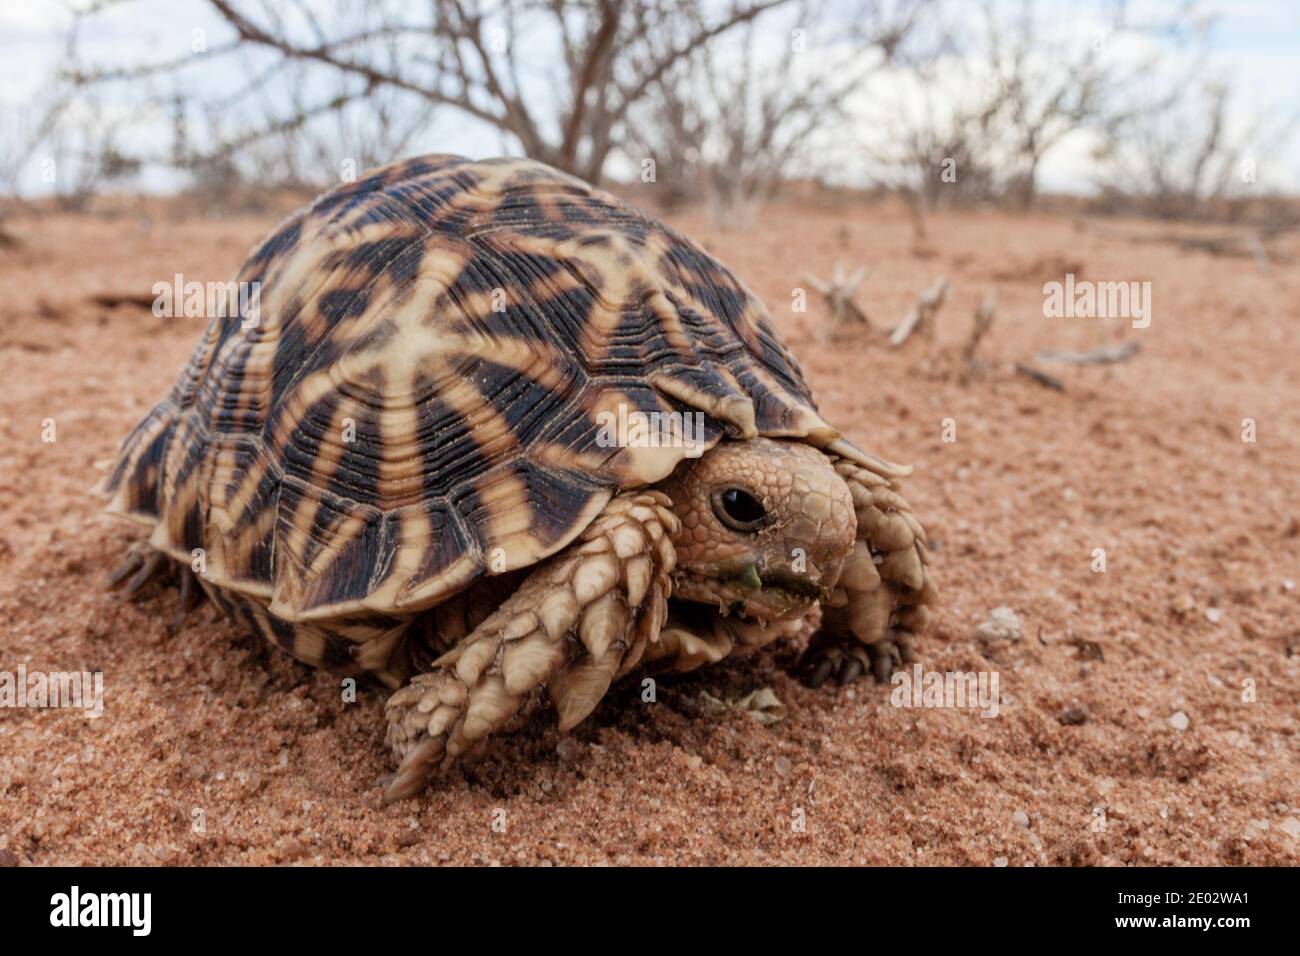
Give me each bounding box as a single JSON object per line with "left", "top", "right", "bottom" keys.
{"left": 657, "top": 437, "right": 855, "bottom": 621}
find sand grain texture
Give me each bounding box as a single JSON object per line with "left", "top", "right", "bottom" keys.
{"left": 0, "top": 203, "right": 1297, "bottom": 865}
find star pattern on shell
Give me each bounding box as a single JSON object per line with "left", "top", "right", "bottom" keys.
{"left": 101, "top": 155, "right": 865, "bottom": 625}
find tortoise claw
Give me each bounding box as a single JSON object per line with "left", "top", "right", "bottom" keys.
{"left": 797, "top": 631, "right": 875, "bottom": 688}
{"left": 123, "top": 551, "right": 169, "bottom": 600}
{"left": 838, "top": 656, "right": 864, "bottom": 685}
{"left": 108, "top": 544, "right": 171, "bottom": 600}
{"left": 178, "top": 567, "right": 204, "bottom": 612}
{"left": 806, "top": 656, "right": 835, "bottom": 688}
{"left": 106, "top": 548, "right": 145, "bottom": 589}
{"left": 870, "top": 640, "right": 898, "bottom": 683}
{"left": 798, "top": 630, "right": 916, "bottom": 687}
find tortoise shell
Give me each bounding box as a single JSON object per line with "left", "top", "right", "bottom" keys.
{"left": 101, "top": 155, "right": 858, "bottom": 623}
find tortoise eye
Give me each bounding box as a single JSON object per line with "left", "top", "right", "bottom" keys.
{"left": 713, "top": 487, "right": 767, "bottom": 532}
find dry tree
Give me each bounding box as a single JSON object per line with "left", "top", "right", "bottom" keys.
{"left": 71, "top": 0, "right": 799, "bottom": 188}
{"left": 863, "top": 0, "right": 1210, "bottom": 223}
{"left": 0, "top": 21, "right": 142, "bottom": 220}
{"left": 623, "top": 0, "right": 929, "bottom": 225}
{"left": 1092, "top": 77, "right": 1300, "bottom": 223}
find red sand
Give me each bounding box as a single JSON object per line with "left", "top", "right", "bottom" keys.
{"left": 0, "top": 200, "right": 1297, "bottom": 865}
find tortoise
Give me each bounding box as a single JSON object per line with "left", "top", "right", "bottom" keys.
{"left": 100, "top": 154, "right": 936, "bottom": 802}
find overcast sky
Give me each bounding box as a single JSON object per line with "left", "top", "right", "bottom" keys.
{"left": 2, "top": 0, "right": 1297, "bottom": 196}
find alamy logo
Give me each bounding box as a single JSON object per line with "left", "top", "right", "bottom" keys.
{"left": 50, "top": 886, "right": 151, "bottom": 936}
{"left": 1042, "top": 273, "right": 1151, "bottom": 329}
{"left": 595, "top": 404, "right": 708, "bottom": 457}
{"left": 0, "top": 666, "right": 103, "bottom": 718}
{"left": 152, "top": 273, "right": 261, "bottom": 328}
{"left": 890, "top": 665, "right": 1000, "bottom": 718}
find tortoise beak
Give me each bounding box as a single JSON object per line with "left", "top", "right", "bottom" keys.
{"left": 756, "top": 563, "right": 831, "bottom": 603}
{"left": 719, "top": 559, "right": 830, "bottom": 620}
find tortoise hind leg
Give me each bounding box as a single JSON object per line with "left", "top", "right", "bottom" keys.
{"left": 107, "top": 542, "right": 208, "bottom": 621}
{"left": 176, "top": 563, "right": 204, "bottom": 612}
{"left": 107, "top": 542, "right": 171, "bottom": 600}
{"left": 382, "top": 492, "right": 678, "bottom": 803}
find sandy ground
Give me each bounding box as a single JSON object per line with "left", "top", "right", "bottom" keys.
{"left": 0, "top": 196, "right": 1297, "bottom": 866}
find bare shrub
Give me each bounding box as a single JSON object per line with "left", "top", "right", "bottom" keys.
{"left": 862, "top": 0, "right": 1210, "bottom": 222}
{"left": 624, "top": 0, "right": 928, "bottom": 225}
{"left": 72, "top": 0, "right": 796, "bottom": 187}
{"left": 1092, "top": 78, "right": 1300, "bottom": 221}
{"left": 1, "top": 26, "right": 142, "bottom": 217}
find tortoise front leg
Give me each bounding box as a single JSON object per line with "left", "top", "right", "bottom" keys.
{"left": 798, "top": 455, "right": 936, "bottom": 687}
{"left": 382, "top": 491, "right": 678, "bottom": 802}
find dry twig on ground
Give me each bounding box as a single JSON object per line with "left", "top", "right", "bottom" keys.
{"left": 1083, "top": 220, "right": 1298, "bottom": 265}
{"left": 1036, "top": 342, "right": 1141, "bottom": 366}
{"left": 962, "top": 290, "right": 998, "bottom": 366}
{"left": 1014, "top": 362, "right": 1066, "bottom": 391}
{"left": 890, "top": 276, "right": 948, "bottom": 347}
{"left": 804, "top": 261, "right": 873, "bottom": 333}
{"left": 88, "top": 291, "right": 157, "bottom": 310}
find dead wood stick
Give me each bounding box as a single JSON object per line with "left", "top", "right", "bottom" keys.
{"left": 890, "top": 277, "right": 948, "bottom": 348}
{"left": 962, "top": 290, "right": 998, "bottom": 366}
{"left": 1014, "top": 362, "right": 1066, "bottom": 391}
{"left": 88, "top": 291, "right": 158, "bottom": 310}
{"left": 1035, "top": 341, "right": 1141, "bottom": 365}
{"left": 1082, "top": 220, "right": 1296, "bottom": 264}
{"left": 804, "top": 261, "right": 872, "bottom": 330}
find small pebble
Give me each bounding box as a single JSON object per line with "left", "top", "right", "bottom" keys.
{"left": 1205, "top": 607, "right": 1223, "bottom": 624}
{"left": 1168, "top": 711, "right": 1190, "bottom": 732}
{"left": 977, "top": 607, "right": 1022, "bottom": 645}
{"left": 555, "top": 738, "right": 579, "bottom": 761}
{"left": 1057, "top": 701, "right": 1090, "bottom": 726}
{"left": 1012, "top": 810, "right": 1030, "bottom": 829}
{"left": 993, "top": 856, "right": 1008, "bottom": 867}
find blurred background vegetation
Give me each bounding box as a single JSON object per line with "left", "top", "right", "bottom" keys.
{"left": 0, "top": 0, "right": 1296, "bottom": 233}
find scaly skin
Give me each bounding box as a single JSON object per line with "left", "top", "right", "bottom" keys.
{"left": 382, "top": 492, "right": 678, "bottom": 803}
{"left": 798, "top": 456, "right": 936, "bottom": 686}
{"left": 110, "top": 436, "right": 933, "bottom": 801}
{"left": 381, "top": 437, "right": 935, "bottom": 800}
{"left": 98, "top": 155, "right": 940, "bottom": 802}
{"left": 657, "top": 438, "right": 855, "bottom": 622}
